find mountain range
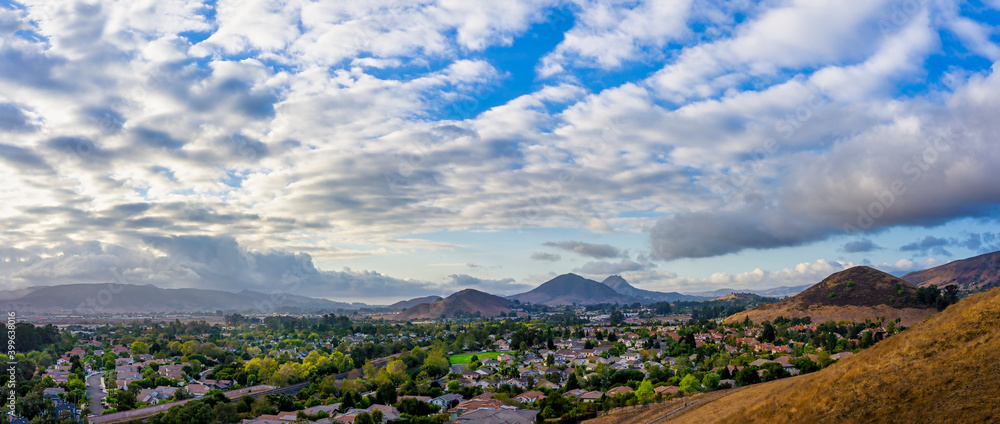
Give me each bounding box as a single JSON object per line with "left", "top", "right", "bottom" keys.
{"left": 600, "top": 275, "right": 705, "bottom": 302}
{"left": 0, "top": 284, "right": 362, "bottom": 314}
{"left": 686, "top": 284, "right": 811, "bottom": 299}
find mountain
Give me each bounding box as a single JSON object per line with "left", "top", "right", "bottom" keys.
{"left": 686, "top": 284, "right": 810, "bottom": 299}
{"left": 902, "top": 250, "right": 1000, "bottom": 293}
{"left": 619, "top": 286, "right": 1000, "bottom": 424}
{"left": 599, "top": 275, "right": 705, "bottom": 303}
{"left": 724, "top": 266, "right": 936, "bottom": 327}
{"left": 511, "top": 273, "right": 638, "bottom": 306}
{"left": 0, "top": 283, "right": 359, "bottom": 314}
{"left": 395, "top": 289, "right": 513, "bottom": 319}
{"left": 386, "top": 295, "right": 443, "bottom": 311}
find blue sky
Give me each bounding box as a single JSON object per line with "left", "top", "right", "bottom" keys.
{"left": 1, "top": 0, "right": 1000, "bottom": 302}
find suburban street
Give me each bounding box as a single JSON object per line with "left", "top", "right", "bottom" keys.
{"left": 86, "top": 372, "right": 106, "bottom": 415}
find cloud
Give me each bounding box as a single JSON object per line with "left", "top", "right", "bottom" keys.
{"left": 841, "top": 238, "right": 881, "bottom": 253}
{"left": 574, "top": 259, "right": 650, "bottom": 275}
{"left": 897, "top": 233, "right": 1000, "bottom": 257}
{"left": 0, "top": 236, "right": 436, "bottom": 302}
{"left": 443, "top": 274, "right": 531, "bottom": 295}
{"left": 542, "top": 241, "right": 622, "bottom": 259}
{"left": 530, "top": 252, "right": 561, "bottom": 262}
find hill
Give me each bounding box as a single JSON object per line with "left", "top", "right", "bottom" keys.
{"left": 511, "top": 273, "right": 637, "bottom": 306}
{"left": 600, "top": 275, "right": 705, "bottom": 303}
{"left": 599, "top": 286, "right": 1000, "bottom": 423}
{"left": 386, "top": 295, "right": 443, "bottom": 311}
{"left": 395, "top": 289, "right": 513, "bottom": 319}
{"left": 902, "top": 250, "right": 1000, "bottom": 293}
{"left": 0, "top": 283, "right": 358, "bottom": 314}
{"left": 724, "top": 266, "right": 936, "bottom": 327}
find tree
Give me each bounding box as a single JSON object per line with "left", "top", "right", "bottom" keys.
{"left": 702, "top": 372, "right": 721, "bottom": 390}
{"left": 131, "top": 341, "right": 149, "bottom": 355}
{"left": 565, "top": 372, "right": 580, "bottom": 390}
{"left": 860, "top": 331, "right": 875, "bottom": 348}
{"left": 759, "top": 322, "right": 776, "bottom": 343}
{"left": 635, "top": 380, "right": 654, "bottom": 400}
{"left": 679, "top": 374, "right": 701, "bottom": 394}
{"left": 370, "top": 409, "right": 384, "bottom": 423}
{"left": 213, "top": 402, "right": 241, "bottom": 424}
{"left": 610, "top": 310, "right": 625, "bottom": 326}
{"left": 355, "top": 412, "right": 375, "bottom": 424}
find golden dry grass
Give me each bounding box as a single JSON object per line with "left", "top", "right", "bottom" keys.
{"left": 595, "top": 287, "right": 1000, "bottom": 424}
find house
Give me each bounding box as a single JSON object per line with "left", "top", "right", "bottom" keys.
{"left": 579, "top": 391, "right": 604, "bottom": 402}
{"left": 367, "top": 404, "right": 400, "bottom": 421}
{"left": 565, "top": 389, "right": 586, "bottom": 398}
{"left": 137, "top": 386, "right": 177, "bottom": 404}
{"left": 430, "top": 394, "right": 463, "bottom": 409}
{"left": 454, "top": 409, "right": 538, "bottom": 424}
{"left": 42, "top": 388, "right": 65, "bottom": 402}
{"left": 398, "top": 395, "right": 430, "bottom": 403}
{"left": 654, "top": 386, "right": 679, "bottom": 395}
{"left": 515, "top": 391, "right": 546, "bottom": 403}
{"left": 244, "top": 414, "right": 288, "bottom": 424}
{"left": 607, "top": 386, "right": 634, "bottom": 395}
{"left": 184, "top": 384, "right": 212, "bottom": 397}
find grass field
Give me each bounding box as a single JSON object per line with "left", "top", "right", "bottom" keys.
{"left": 449, "top": 351, "right": 502, "bottom": 365}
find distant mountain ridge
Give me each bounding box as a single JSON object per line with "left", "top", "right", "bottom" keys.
{"left": 396, "top": 289, "right": 512, "bottom": 319}
{"left": 686, "top": 284, "right": 810, "bottom": 299}
{"left": 902, "top": 250, "right": 1000, "bottom": 293}
{"left": 725, "top": 266, "right": 937, "bottom": 326}
{"left": 0, "top": 283, "right": 360, "bottom": 314}
{"left": 599, "top": 275, "right": 706, "bottom": 303}
{"left": 511, "top": 273, "right": 639, "bottom": 306}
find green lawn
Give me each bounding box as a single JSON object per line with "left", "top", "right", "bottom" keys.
{"left": 448, "top": 351, "right": 502, "bottom": 365}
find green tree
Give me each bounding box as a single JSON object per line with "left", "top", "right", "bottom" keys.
{"left": 355, "top": 412, "right": 375, "bottom": 424}
{"left": 702, "top": 372, "right": 721, "bottom": 390}
{"left": 610, "top": 310, "right": 625, "bottom": 326}
{"left": 679, "top": 374, "right": 701, "bottom": 394}
{"left": 635, "top": 380, "right": 654, "bottom": 400}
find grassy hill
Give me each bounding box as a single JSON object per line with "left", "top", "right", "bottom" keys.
{"left": 590, "top": 286, "right": 1000, "bottom": 423}
{"left": 724, "top": 266, "right": 936, "bottom": 326}
{"left": 902, "top": 250, "right": 1000, "bottom": 293}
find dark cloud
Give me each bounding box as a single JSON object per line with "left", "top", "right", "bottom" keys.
{"left": 0, "top": 103, "right": 38, "bottom": 132}
{"left": 841, "top": 238, "right": 880, "bottom": 253}
{"left": 650, "top": 207, "right": 829, "bottom": 260}
{"left": 900, "top": 235, "right": 952, "bottom": 256}
{"left": 542, "top": 241, "right": 622, "bottom": 259}
{"left": 530, "top": 252, "right": 561, "bottom": 262}
{"left": 0, "top": 143, "right": 53, "bottom": 173}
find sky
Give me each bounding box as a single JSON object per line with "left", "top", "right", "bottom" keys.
{"left": 1, "top": 0, "right": 1000, "bottom": 303}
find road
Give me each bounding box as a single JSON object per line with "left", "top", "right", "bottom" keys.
{"left": 86, "top": 372, "right": 106, "bottom": 415}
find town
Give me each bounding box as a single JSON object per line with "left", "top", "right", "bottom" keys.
{"left": 5, "top": 298, "right": 897, "bottom": 424}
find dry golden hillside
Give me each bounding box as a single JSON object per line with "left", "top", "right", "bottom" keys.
{"left": 589, "top": 286, "right": 1000, "bottom": 424}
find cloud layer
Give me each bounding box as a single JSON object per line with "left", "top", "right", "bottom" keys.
{"left": 1, "top": 0, "right": 998, "bottom": 299}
